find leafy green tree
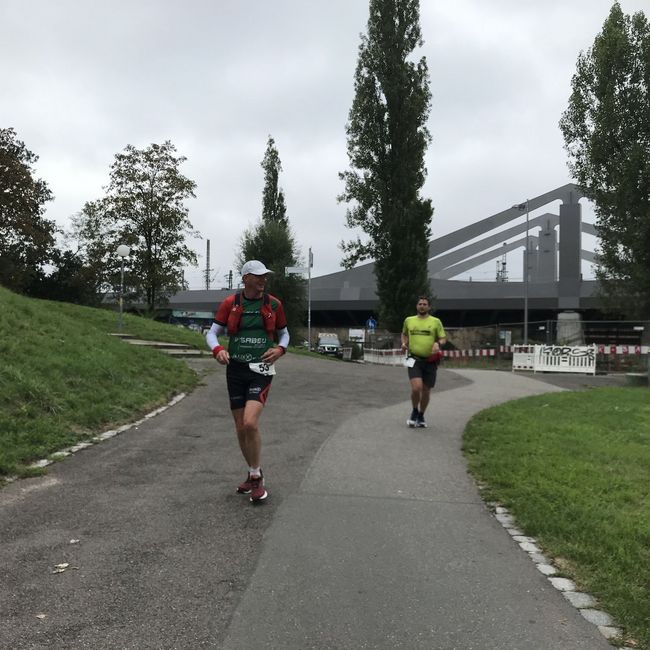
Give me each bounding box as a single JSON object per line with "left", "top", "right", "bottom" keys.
{"left": 49, "top": 204, "right": 119, "bottom": 306}
{"left": 339, "top": 0, "right": 433, "bottom": 331}
{"left": 33, "top": 249, "right": 104, "bottom": 306}
{"left": 0, "top": 127, "right": 57, "bottom": 294}
{"left": 238, "top": 137, "right": 306, "bottom": 332}
{"left": 65, "top": 203, "right": 115, "bottom": 291}
{"left": 74, "top": 141, "right": 199, "bottom": 312}
{"left": 559, "top": 3, "right": 650, "bottom": 317}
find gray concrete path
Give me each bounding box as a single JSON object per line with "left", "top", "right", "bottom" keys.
{"left": 0, "top": 358, "right": 615, "bottom": 649}
{"left": 222, "top": 368, "right": 611, "bottom": 650}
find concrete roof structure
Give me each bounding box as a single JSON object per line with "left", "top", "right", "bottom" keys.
{"left": 167, "top": 183, "right": 601, "bottom": 323}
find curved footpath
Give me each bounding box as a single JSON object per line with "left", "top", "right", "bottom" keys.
{"left": 0, "top": 356, "right": 622, "bottom": 649}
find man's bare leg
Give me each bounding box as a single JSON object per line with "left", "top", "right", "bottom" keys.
{"left": 232, "top": 401, "right": 264, "bottom": 468}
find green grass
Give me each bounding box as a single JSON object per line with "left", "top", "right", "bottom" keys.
{"left": 0, "top": 286, "right": 204, "bottom": 478}
{"left": 463, "top": 388, "right": 650, "bottom": 649}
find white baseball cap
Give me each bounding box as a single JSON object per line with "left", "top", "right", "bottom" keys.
{"left": 241, "top": 260, "right": 274, "bottom": 276}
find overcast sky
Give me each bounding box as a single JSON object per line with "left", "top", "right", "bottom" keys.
{"left": 2, "top": 1, "right": 646, "bottom": 287}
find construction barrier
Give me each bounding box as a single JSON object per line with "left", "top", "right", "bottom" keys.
{"left": 597, "top": 344, "right": 649, "bottom": 355}
{"left": 512, "top": 345, "right": 535, "bottom": 371}
{"left": 364, "top": 344, "right": 645, "bottom": 371}
{"left": 512, "top": 345, "right": 597, "bottom": 375}
{"left": 502, "top": 344, "right": 649, "bottom": 355}
{"left": 442, "top": 348, "right": 495, "bottom": 358}
{"left": 364, "top": 347, "right": 497, "bottom": 366}
{"left": 535, "top": 345, "right": 596, "bottom": 375}
{"left": 363, "top": 348, "right": 406, "bottom": 366}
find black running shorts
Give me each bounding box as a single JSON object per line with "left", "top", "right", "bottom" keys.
{"left": 226, "top": 360, "right": 273, "bottom": 409}
{"left": 407, "top": 357, "right": 438, "bottom": 388}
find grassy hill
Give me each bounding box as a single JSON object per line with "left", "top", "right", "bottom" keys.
{"left": 0, "top": 286, "right": 208, "bottom": 479}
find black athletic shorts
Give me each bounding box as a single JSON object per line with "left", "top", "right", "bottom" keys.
{"left": 407, "top": 357, "right": 438, "bottom": 388}
{"left": 226, "top": 360, "right": 273, "bottom": 410}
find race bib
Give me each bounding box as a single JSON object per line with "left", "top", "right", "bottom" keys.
{"left": 249, "top": 362, "right": 276, "bottom": 376}
{"left": 405, "top": 357, "right": 416, "bottom": 368}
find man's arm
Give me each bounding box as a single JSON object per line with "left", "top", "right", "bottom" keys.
{"left": 401, "top": 332, "right": 409, "bottom": 352}
{"left": 206, "top": 322, "right": 230, "bottom": 365}
{"left": 261, "top": 327, "right": 290, "bottom": 363}
{"left": 433, "top": 336, "right": 446, "bottom": 352}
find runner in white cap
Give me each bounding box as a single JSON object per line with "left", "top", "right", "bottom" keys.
{"left": 206, "top": 260, "right": 290, "bottom": 503}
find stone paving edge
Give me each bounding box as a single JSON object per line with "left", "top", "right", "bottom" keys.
{"left": 2, "top": 393, "right": 187, "bottom": 485}
{"left": 489, "top": 502, "right": 637, "bottom": 649}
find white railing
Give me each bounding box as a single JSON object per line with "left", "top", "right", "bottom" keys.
{"left": 364, "top": 348, "right": 406, "bottom": 366}
{"left": 512, "top": 345, "right": 597, "bottom": 375}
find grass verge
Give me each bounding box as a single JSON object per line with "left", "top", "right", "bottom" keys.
{"left": 463, "top": 387, "right": 650, "bottom": 649}
{"left": 0, "top": 287, "right": 203, "bottom": 479}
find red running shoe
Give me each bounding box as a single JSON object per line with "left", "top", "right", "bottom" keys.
{"left": 236, "top": 472, "right": 255, "bottom": 494}
{"left": 249, "top": 474, "right": 268, "bottom": 503}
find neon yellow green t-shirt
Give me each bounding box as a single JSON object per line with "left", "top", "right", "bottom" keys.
{"left": 402, "top": 315, "right": 446, "bottom": 357}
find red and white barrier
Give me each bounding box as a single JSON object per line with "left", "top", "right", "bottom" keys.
{"left": 442, "top": 349, "right": 495, "bottom": 358}
{"left": 364, "top": 347, "right": 497, "bottom": 366}
{"left": 363, "top": 348, "right": 406, "bottom": 366}
{"left": 503, "top": 344, "right": 648, "bottom": 354}
{"left": 596, "top": 344, "right": 649, "bottom": 355}
{"left": 364, "top": 344, "right": 649, "bottom": 368}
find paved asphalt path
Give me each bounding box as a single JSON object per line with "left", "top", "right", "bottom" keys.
{"left": 0, "top": 356, "right": 623, "bottom": 650}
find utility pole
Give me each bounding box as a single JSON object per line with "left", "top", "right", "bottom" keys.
{"left": 495, "top": 243, "right": 508, "bottom": 282}
{"left": 204, "top": 240, "right": 214, "bottom": 290}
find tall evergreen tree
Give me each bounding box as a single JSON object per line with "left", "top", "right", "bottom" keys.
{"left": 238, "top": 137, "right": 306, "bottom": 333}
{"left": 261, "top": 136, "right": 288, "bottom": 226}
{"left": 559, "top": 3, "right": 650, "bottom": 317}
{"left": 339, "top": 0, "right": 433, "bottom": 331}
{"left": 0, "top": 127, "right": 57, "bottom": 294}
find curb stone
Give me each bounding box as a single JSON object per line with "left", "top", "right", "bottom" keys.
{"left": 2, "top": 393, "right": 187, "bottom": 485}
{"left": 487, "top": 501, "right": 628, "bottom": 646}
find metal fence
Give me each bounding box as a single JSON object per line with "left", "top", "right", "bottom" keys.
{"left": 359, "top": 320, "right": 649, "bottom": 374}
{"left": 443, "top": 319, "right": 649, "bottom": 348}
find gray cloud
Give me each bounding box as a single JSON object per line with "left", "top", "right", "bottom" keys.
{"left": 2, "top": 0, "right": 645, "bottom": 285}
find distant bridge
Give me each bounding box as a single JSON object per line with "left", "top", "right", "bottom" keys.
{"left": 168, "top": 183, "right": 602, "bottom": 327}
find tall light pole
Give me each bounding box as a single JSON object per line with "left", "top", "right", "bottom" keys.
{"left": 116, "top": 244, "right": 130, "bottom": 331}
{"left": 307, "top": 247, "right": 313, "bottom": 350}
{"left": 513, "top": 201, "right": 530, "bottom": 344}
{"left": 285, "top": 246, "right": 313, "bottom": 349}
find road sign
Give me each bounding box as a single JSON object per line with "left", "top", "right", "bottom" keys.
{"left": 285, "top": 266, "right": 308, "bottom": 275}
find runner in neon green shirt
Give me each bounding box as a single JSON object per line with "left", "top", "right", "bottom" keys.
{"left": 401, "top": 296, "right": 447, "bottom": 428}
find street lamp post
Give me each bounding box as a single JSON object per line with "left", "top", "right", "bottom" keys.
{"left": 286, "top": 246, "right": 313, "bottom": 349}
{"left": 513, "top": 201, "right": 530, "bottom": 345}
{"left": 116, "top": 244, "right": 130, "bottom": 331}
{"left": 307, "top": 247, "right": 313, "bottom": 350}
